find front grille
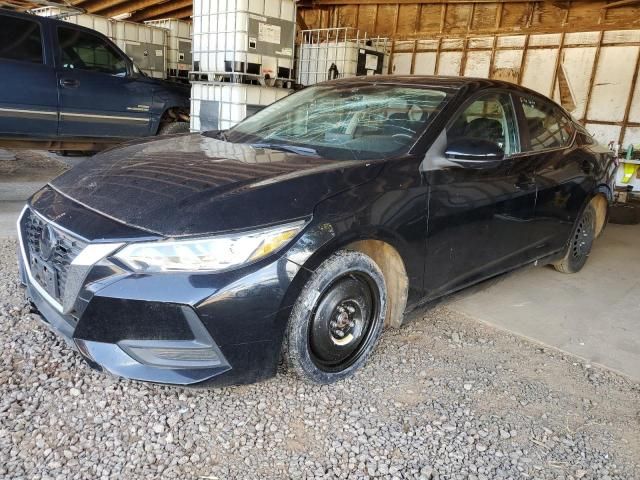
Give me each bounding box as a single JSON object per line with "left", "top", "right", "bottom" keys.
{"left": 21, "top": 208, "right": 88, "bottom": 304}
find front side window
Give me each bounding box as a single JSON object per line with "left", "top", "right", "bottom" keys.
{"left": 225, "top": 84, "right": 452, "bottom": 160}
{"left": 447, "top": 92, "right": 520, "bottom": 156}
{"left": 58, "top": 27, "right": 127, "bottom": 76}
{"left": 0, "top": 15, "right": 43, "bottom": 64}
{"left": 519, "top": 96, "right": 573, "bottom": 151}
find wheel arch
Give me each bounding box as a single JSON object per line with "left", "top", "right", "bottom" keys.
{"left": 154, "top": 106, "right": 190, "bottom": 134}
{"left": 589, "top": 186, "right": 611, "bottom": 238}
{"left": 283, "top": 225, "right": 410, "bottom": 329}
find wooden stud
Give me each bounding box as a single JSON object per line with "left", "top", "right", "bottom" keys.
{"left": 618, "top": 45, "right": 640, "bottom": 145}
{"left": 373, "top": 4, "right": 379, "bottom": 33}
{"left": 439, "top": 3, "right": 447, "bottom": 34}
{"left": 434, "top": 36, "right": 442, "bottom": 75}
{"left": 392, "top": 3, "right": 400, "bottom": 36}
{"left": 410, "top": 39, "right": 418, "bottom": 74}
{"left": 517, "top": 34, "right": 530, "bottom": 85}
{"left": 414, "top": 3, "right": 422, "bottom": 34}
{"left": 488, "top": 35, "right": 498, "bottom": 79}
{"left": 582, "top": 30, "right": 605, "bottom": 125}
{"left": 495, "top": 2, "right": 504, "bottom": 30}
{"left": 354, "top": 4, "right": 360, "bottom": 31}
{"left": 459, "top": 36, "right": 469, "bottom": 76}
{"left": 549, "top": 31, "right": 566, "bottom": 98}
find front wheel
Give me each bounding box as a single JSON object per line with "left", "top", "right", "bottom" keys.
{"left": 553, "top": 203, "right": 596, "bottom": 274}
{"left": 284, "top": 250, "right": 387, "bottom": 384}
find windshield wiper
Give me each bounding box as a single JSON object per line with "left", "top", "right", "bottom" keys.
{"left": 250, "top": 143, "right": 318, "bottom": 156}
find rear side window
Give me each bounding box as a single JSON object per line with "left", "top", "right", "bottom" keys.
{"left": 519, "top": 96, "right": 574, "bottom": 151}
{"left": 58, "top": 27, "right": 127, "bottom": 76}
{"left": 0, "top": 15, "right": 43, "bottom": 64}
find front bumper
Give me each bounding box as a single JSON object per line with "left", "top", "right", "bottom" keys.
{"left": 17, "top": 201, "right": 310, "bottom": 387}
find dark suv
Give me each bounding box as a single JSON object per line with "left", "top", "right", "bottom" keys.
{"left": 0, "top": 9, "right": 190, "bottom": 151}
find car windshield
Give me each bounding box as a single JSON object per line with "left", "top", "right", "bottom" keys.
{"left": 224, "top": 84, "right": 451, "bottom": 160}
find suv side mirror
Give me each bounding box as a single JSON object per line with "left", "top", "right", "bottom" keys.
{"left": 445, "top": 138, "right": 505, "bottom": 164}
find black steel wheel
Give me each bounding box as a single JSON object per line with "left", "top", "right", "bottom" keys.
{"left": 553, "top": 203, "right": 596, "bottom": 274}
{"left": 285, "top": 250, "right": 387, "bottom": 384}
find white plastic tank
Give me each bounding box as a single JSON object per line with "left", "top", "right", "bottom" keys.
{"left": 190, "top": 82, "right": 291, "bottom": 131}
{"left": 145, "top": 18, "right": 193, "bottom": 80}
{"left": 297, "top": 28, "right": 389, "bottom": 86}
{"left": 192, "top": 0, "right": 296, "bottom": 80}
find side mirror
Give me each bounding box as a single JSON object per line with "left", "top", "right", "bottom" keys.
{"left": 445, "top": 138, "right": 505, "bottom": 164}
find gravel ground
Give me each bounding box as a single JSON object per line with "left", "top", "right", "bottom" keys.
{"left": 1, "top": 238, "right": 639, "bottom": 480}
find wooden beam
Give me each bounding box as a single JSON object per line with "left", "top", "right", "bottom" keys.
{"left": 81, "top": 0, "right": 129, "bottom": 15}
{"left": 311, "top": 0, "right": 533, "bottom": 5}
{"left": 173, "top": 6, "right": 192, "bottom": 19}
{"left": 516, "top": 34, "right": 530, "bottom": 84}
{"left": 582, "top": 31, "right": 604, "bottom": 124}
{"left": 128, "top": 0, "right": 191, "bottom": 21}
{"left": 439, "top": 2, "right": 447, "bottom": 33}
{"left": 618, "top": 45, "right": 640, "bottom": 145}
{"left": 96, "top": 0, "right": 162, "bottom": 18}
{"left": 296, "top": 10, "right": 309, "bottom": 30}
{"left": 601, "top": 0, "right": 640, "bottom": 8}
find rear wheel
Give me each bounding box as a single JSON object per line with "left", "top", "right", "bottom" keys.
{"left": 284, "top": 250, "right": 387, "bottom": 384}
{"left": 553, "top": 203, "right": 596, "bottom": 274}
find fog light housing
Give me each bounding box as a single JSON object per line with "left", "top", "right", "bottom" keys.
{"left": 117, "top": 306, "right": 228, "bottom": 369}
{"left": 118, "top": 341, "right": 224, "bottom": 368}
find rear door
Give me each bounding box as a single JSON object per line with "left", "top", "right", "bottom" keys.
{"left": 0, "top": 13, "right": 58, "bottom": 137}
{"left": 514, "top": 94, "right": 593, "bottom": 254}
{"left": 55, "top": 25, "right": 152, "bottom": 138}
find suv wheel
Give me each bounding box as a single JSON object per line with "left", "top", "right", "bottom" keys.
{"left": 158, "top": 122, "right": 189, "bottom": 135}
{"left": 284, "top": 250, "right": 387, "bottom": 384}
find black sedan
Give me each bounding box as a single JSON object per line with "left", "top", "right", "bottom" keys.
{"left": 18, "top": 76, "right": 616, "bottom": 386}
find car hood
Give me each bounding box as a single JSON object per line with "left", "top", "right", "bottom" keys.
{"left": 49, "top": 133, "right": 383, "bottom": 236}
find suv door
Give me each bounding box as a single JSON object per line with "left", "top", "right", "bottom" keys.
{"left": 0, "top": 13, "right": 58, "bottom": 137}
{"left": 55, "top": 26, "right": 152, "bottom": 138}
{"left": 515, "top": 94, "right": 592, "bottom": 254}
{"left": 423, "top": 91, "right": 540, "bottom": 298}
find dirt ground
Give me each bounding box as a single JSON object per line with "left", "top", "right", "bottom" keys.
{"left": 1, "top": 237, "right": 638, "bottom": 479}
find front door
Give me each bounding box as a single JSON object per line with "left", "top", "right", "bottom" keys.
{"left": 55, "top": 25, "right": 152, "bottom": 138}
{"left": 422, "top": 91, "right": 540, "bottom": 299}
{"left": 0, "top": 13, "right": 58, "bottom": 138}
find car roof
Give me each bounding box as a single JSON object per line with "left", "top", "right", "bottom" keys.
{"left": 314, "top": 74, "right": 571, "bottom": 116}
{"left": 317, "top": 74, "right": 543, "bottom": 96}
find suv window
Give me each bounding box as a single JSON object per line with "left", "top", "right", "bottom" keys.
{"left": 519, "top": 96, "right": 573, "bottom": 151}
{"left": 0, "top": 15, "right": 43, "bottom": 64}
{"left": 58, "top": 27, "right": 128, "bottom": 76}
{"left": 447, "top": 93, "right": 520, "bottom": 155}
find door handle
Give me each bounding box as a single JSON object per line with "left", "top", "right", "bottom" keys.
{"left": 59, "top": 78, "right": 80, "bottom": 88}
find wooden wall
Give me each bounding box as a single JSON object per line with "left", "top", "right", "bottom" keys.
{"left": 299, "top": 1, "right": 640, "bottom": 39}
{"left": 298, "top": 1, "right": 640, "bottom": 146}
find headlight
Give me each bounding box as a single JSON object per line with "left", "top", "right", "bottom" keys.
{"left": 114, "top": 220, "right": 306, "bottom": 273}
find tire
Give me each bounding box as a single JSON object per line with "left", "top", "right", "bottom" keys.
{"left": 284, "top": 250, "right": 387, "bottom": 384}
{"left": 158, "top": 121, "right": 189, "bottom": 135}
{"left": 553, "top": 203, "right": 596, "bottom": 274}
